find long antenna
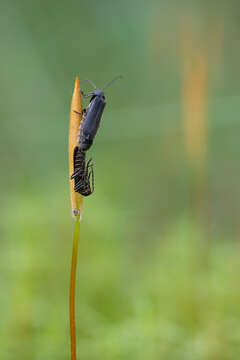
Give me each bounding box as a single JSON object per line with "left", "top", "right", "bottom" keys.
{"left": 102, "top": 75, "right": 122, "bottom": 90}
{"left": 80, "top": 79, "right": 97, "bottom": 89}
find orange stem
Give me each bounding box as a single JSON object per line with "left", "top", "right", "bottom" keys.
{"left": 69, "top": 215, "right": 80, "bottom": 360}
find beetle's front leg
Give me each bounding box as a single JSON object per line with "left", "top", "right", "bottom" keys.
{"left": 73, "top": 108, "right": 87, "bottom": 116}
{"left": 81, "top": 90, "right": 94, "bottom": 99}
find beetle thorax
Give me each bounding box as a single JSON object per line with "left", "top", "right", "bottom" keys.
{"left": 93, "top": 89, "right": 104, "bottom": 97}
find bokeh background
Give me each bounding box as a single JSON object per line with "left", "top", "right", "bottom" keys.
{"left": 1, "top": 0, "right": 240, "bottom": 359}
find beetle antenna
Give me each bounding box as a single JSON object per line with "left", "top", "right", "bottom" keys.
{"left": 80, "top": 79, "right": 97, "bottom": 89}
{"left": 102, "top": 75, "right": 122, "bottom": 90}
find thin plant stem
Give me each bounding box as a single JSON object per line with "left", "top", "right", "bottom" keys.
{"left": 69, "top": 214, "right": 80, "bottom": 360}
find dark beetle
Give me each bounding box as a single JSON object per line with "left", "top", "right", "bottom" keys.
{"left": 78, "top": 89, "right": 106, "bottom": 151}
{"left": 75, "top": 75, "right": 122, "bottom": 151}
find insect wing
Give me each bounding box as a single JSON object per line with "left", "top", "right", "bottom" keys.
{"left": 83, "top": 96, "right": 106, "bottom": 139}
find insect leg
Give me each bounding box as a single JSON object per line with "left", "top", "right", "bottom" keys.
{"left": 73, "top": 109, "right": 87, "bottom": 115}
{"left": 86, "top": 158, "right": 93, "bottom": 168}
{"left": 90, "top": 166, "right": 94, "bottom": 193}
{"left": 81, "top": 90, "right": 94, "bottom": 98}
{"left": 86, "top": 160, "right": 94, "bottom": 193}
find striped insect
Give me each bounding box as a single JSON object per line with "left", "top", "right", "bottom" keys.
{"left": 71, "top": 147, "right": 94, "bottom": 196}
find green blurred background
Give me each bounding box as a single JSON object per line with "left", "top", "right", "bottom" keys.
{"left": 1, "top": 0, "right": 240, "bottom": 359}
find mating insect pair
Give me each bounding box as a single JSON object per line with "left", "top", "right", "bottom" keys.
{"left": 71, "top": 75, "right": 121, "bottom": 196}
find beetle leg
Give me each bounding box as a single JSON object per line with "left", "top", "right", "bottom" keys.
{"left": 81, "top": 159, "right": 91, "bottom": 182}
{"left": 73, "top": 109, "right": 87, "bottom": 115}
{"left": 85, "top": 158, "right": 93, "bottom": 173}
{"left": 86, "top": 158, "right": 93, "bottom": 166}
{"left": 81, "top": 90, "right": 94, "bottom": 98}
{"left": 86, "top": 168, "right": 93, "bottom": 194}
{"left": 88, "top": 161, "right": 94, "bottom": 192}
{"left": 85, "top": 159, "right": 94, "bottom": 194}
{"left": 90, "top": 166, "right": 94, "bottom": 193}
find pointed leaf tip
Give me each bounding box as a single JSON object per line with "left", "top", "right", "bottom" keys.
{"left": 75, "top": 76, "right": 80, "bottom": 89}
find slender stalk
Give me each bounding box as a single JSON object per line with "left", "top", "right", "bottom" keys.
{"left": 69, "top": 214, "right": 80, "bottom": 360}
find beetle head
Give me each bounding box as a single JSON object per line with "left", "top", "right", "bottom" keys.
{"left": 90, "top": 89, "right": 106, "bottom": 102}
{"left": 93, "top": 89, "right": 105, "bottom": 97}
